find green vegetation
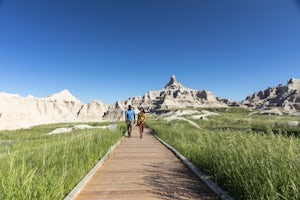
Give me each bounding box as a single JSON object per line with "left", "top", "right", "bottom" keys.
{"left": 148, "top": 108, "right": 300, "bottom": 200}
{"left": 1, "top": 108, "right": 299, "bottom": 200}
{"left": 0, "top": 122, "right": 125, "bottom": 200}
{"left": 192, "top": 108, "right": 300, "bottom": 136}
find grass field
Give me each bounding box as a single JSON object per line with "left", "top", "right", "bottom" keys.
{"left": 0, "top": 122, "right": 125, "bottom": 200}
{"left": 1, "top": 108, "right": 299, "bottom": 200}
{"left": 148, "top": 108, "right": 300, "bottom": 200}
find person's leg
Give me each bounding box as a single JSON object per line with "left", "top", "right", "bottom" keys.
{"left": 128, "top": 121, "right": 133, "bottom": 137}
{"left": 139, "top": 124, "right": 142, "bottom": 137}
{"left": 126, "top": 121, "right": 130, "bottom": 135}
{"left": 139, "top": 124, "right": 143, "bottom": 138}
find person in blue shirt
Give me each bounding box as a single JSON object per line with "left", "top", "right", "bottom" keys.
{"left": 124, "top": 105, "right": 136, "bottom": 137}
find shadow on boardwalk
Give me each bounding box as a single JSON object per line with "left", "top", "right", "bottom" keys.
{"left": 72, "top": 127, "right": 220, "bottom": 200}
{"left": 143, "top": 162, "right": 217, "bottom": 200}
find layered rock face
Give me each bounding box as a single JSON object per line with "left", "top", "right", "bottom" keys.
{"left": 77, "top": 100, "right": 109, "bottom": 122}
{"left": 242, "top": 78, "right": 300, "bottom": 113}
{"left": 143, "top": 75, "right": 227, "bottom": 109}
{"left": 0, "top": 90, "right": 107, "bottom": 130}
{"left": 103, "top": 75, "right": 227, "bottom": 121}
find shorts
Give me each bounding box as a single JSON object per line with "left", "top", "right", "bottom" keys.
{"left": 126, "top": 120, "right": 134, "bottom": 128}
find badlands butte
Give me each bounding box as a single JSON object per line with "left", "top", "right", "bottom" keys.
{"left": 0, "top": 75, "right": 300, "bottom": 130}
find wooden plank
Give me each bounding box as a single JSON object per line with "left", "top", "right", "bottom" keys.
{"left": 74, "top": 126, "right": 219, "bottom": 200}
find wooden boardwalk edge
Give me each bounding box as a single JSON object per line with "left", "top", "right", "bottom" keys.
{"left": 64, "top": 138, "right": 124, "bottom": 200}
{"left": 64, "top": 128, "right": 234, "bottom": 200}
{"left": 148, "top": 128, "right": 234, "bottom": 200}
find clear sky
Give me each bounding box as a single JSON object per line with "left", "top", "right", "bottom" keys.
{"left": 0, "top": 0, "right": 299, "bottom": 104}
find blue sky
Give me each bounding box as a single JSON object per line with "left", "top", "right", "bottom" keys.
{"left": 0, "top": 0, "right": 299, "bottom": 104}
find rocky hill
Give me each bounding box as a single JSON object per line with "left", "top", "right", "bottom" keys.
{"left": 2, "top": 76, "right": 299, "bottom": 130}
{"left": 0, "top": 90, "right": 107, "bottom": 130}
{"left": 103, "top": 75, "right": 229, "bottom": 121}
{"left": 242, "top": 78, "right": 300, "bottom": 115}
{"left": 144, "top": 75, "right": 228, "bottom": 109}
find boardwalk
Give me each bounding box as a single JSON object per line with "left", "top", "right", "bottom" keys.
{"left": 74, "top": 126, "right": 219, "bottom": 200}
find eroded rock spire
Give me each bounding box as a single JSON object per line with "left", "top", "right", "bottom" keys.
{"left": 164, "top": 75, "right": 184, "bottom": 89}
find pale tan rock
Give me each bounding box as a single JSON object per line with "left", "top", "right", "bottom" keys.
{"left": 103, "top": 75, "right": 228, "bottom": 121}
{"left": 0, "top": 90, "right": 107, "bottom": 130}
{"left": 77, "top": 100, "right": 107, "bottom": 122}
{"left": 243, "top": 78, "right": 300, "bottom": 113}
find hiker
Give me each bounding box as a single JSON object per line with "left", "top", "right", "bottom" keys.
{"left": 124, "top": 105, "right": 135, "bottom": 137}
{"left": 137, "top": 107, "right": 146, "bottom": 138}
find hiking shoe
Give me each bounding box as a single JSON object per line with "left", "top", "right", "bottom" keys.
{"left": 140, "top": 135, "right": 142, "bottom": 138}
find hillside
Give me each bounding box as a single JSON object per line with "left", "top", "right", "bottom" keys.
{"left": 1, "top": 76, "right": 299, "bottom": 130}
{"left": 0, "top": 90, "right": 107, "bottom": 130}
{"left": 242, "top": 78, "right": 300, "bottom": 115}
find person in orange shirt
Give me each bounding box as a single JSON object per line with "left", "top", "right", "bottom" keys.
{"left": 137, "top": 107, "right": 146, "bottom": 138}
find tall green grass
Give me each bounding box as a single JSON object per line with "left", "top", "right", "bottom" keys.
{"left": 148, "top": 117, "right": 300, "bottom": 200}
{"left": 0, "top": 122, "right": 125, "bottom": 199}
{"left": 191, "top": 108, "right": 300, "bottom": 136}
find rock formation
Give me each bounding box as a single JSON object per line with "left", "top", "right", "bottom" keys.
{"left": 77, "top": 100, "right": 109, "bottom": 122}
{"left": 0, "top": 90, "right": 107, "bottom": 130}
{"left": 146, "top": 75, "right": 227, "bottom": 109}
{"left": 103, "top": 75, "right": 228, "bottom": 121}
{"left": 242, "top": 78, "right": 300, "bottom": 114}
{"left": 5, "top": 75, "right": 299, "bottom": 130}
